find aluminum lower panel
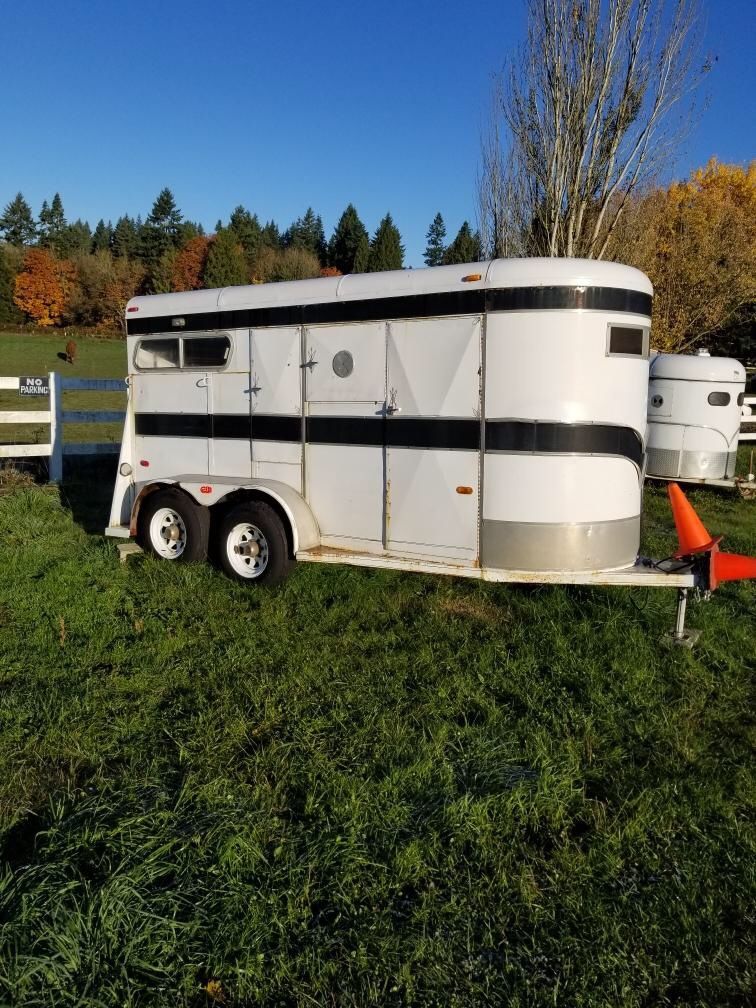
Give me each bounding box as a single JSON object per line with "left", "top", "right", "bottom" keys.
{"left": 481, "top": 515, "right": 640, "bottom": 573}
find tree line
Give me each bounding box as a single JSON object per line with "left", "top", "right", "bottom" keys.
{"left": 0, "top": 190, "right": 481, "bottom": 331}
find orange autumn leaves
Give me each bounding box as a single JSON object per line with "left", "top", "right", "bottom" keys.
{"left": 611, "top": 159, "right": 756, "bottom": 351}
{"left": 13, "top": 249, "right": 74, "bottom": 326}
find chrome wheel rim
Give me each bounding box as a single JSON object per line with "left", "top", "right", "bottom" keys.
{"left": 226, "top": 522, "right": 269, "bottom": 579}
{"left": 149, "top": 507, "right": 187, "bottom": 559}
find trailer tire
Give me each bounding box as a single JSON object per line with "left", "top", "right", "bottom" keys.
{"left": 218, "top": 500, "right": 292, "bottom": 586}
{"left": 138, "top": 488, "right": 210, "bottom": 564}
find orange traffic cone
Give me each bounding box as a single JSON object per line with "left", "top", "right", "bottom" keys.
{"left": 712, "top": 551, "right": 756, "bottom": 586}
{"left": 667, "top": 483, "right": 721, "bottom": 555}
{"left": 667, "top": 483, "right": 756, "bottom": 590}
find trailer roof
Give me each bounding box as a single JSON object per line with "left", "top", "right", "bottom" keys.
{"left": 650, "top": 353, "right": 746, "bottom": 382}
{"left": 126, "top": 257, "right": 652, "bottom": 321}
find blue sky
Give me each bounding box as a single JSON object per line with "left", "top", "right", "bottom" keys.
{"left": 1, "top": 0, "right": 753, "bottom": 266}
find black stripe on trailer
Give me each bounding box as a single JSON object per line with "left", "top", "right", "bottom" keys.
{"left": 126, "top": 286, "right": 653, "bottom": 335}
{"left": 485, "top": 421, "right": 644, "bottom": 469}
{"left": 134, "top": 413, "right": 642, "bottom": 466}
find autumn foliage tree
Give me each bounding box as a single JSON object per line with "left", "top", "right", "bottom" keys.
{"left": 611, "top": 159, "right": 756, "bottom": 352}
{"left": 13, "top": 249, "right": 74, "bottom": 326}
{"left": 171, "top": 236, "right": 212, "bottom": 292}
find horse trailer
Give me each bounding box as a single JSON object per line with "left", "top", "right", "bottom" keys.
{"left": 105, "top": 256, "right": 756, "bottom": 640}
{"left": 646, "top": 350, "right": 747, "bottom": 486}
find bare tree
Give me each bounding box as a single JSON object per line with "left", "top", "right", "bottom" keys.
{"left": 479, "top": 0, "right": 707, "bottom": 260}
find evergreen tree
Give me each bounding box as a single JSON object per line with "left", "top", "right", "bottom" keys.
{"left": 328, "top": 204, "right": 369, "bottom": 274}
{"left": 178, "top": 220, "right": 204, "bottom": 244}
{"left": 111, "top": 215, "right": 138, "bottom": 258}
{"left": 43, "top": 193, "right": 67, "bottom": 252}
{"left": 424, "top": 212, "right": 447, "bottom": 266}
{"left": 353, "top": 232, "right": 369, "bottom": 273}
{"left": 228, "top": 206, "right": 262, "bottom": 261}
{"left": 58, "top": 219, "right": 92, "bottom": 257}
{"left": 203, "top": 228, "right": 248, "bottom": 288}
{"left": 0, "top": 193, "right": 37, "bottom": 246}
{"left": 443, "top": 222, "right": 482, "bottom": 265}
{"left": 284, "top": 208, "right": 326, "bottom": 262}
{"left": 260, "top": 220, "right": 281, "bottom": 249}
{"left": 141, "top": 188, "right": 183, "bottom": 266}
{"left": 367, "top": 213, "right": 405, "bottom": 272}
{"left": 91, "top": 219, "right": 113, "bottom": 253}
{"left": 147, "top": 188, "right": 183, "bottom": 243}
{"left": 0, "top": 245, "right": 22, "bottom": 322}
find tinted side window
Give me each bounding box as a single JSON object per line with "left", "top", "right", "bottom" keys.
{"left": 707, "top": 391, "right": 730, "bottom": 406}
{"left": 608, "top": 326, "right": 645, "bottom": 356}
{"left": 183, "top": 336, "right": 231, "bottom": 368}
{"left": 135, "top": 338, "right": 179, "bottom": 369}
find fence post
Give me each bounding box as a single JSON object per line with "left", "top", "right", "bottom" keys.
{"left": 49, "top": 371, "right": 63, "bottom": 482}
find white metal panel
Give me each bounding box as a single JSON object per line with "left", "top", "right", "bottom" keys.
{"left": 386, "top": 316, "right": 481, "bottom": 416}
{"left": 253, "top": 461, "right": 302, "bottom": 494}
{"left": 210, "top": 367, "right": 251, "bottom": 478}
{"left": 650, "top": 353, "right": 746, "bottom": 383}
{"left": 133, "top": 372, "right": 208, "bottom": 475}
{"left": 384, "top": 314, "right": 481, "bottom": 559}
{"left": 485, "top": 311, "right": 649, "bottom": 434}
{"left": 483, "top": 455, "right": 641, "bottom": 524}
{"left": 306, "top": 444, "right": 384, "bottom": 543}
{"left": 486, "top": 257, "right": 653, "bottom": 296}
{"left": 251, "top": 327, "right": 301, "bottom": 415}
{"left": 0, "top": 377, "right": 20, "bottom": 390}
{"left": 386, "top": 449, "right": 478, "bottom": 559}
{"left": 305, "top": 323, "right": 386, "bottom": 403}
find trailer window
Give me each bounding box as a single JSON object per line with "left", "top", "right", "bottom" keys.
{"left": 183, "top": 335, "right": 231, "bottom": 368}
{"left": 135, "top": 338, "right": 180, "bottom": 369}
{"left": 607, "top": 325, "right": 648, "bottom": 357}
{"left": 707, "top": 391, "right": 730, "bottom": 406}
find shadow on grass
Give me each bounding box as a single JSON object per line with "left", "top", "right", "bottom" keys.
{"left": 59, "top": 455, "right": 118, "bottom": 534}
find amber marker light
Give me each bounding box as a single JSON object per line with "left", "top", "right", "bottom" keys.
{"left": 456, "top": 486, "right": 473, "bottom": 494}
{"left": 462, "top": 273, "right": 482, "bottom": 282}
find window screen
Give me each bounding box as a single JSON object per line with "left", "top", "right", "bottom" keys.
{"left": 707, "top": 391, "right": 730, "bottom": 406}
{"left": 608, "top": 326, "right": 645, "bottom": 356}
{"left": 183, "top": 336, "right": 231, "bottom": 368}
{"left": 135, "top": 338, "right": 179, "bottom": 369}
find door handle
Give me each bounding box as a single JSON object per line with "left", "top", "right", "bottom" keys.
{"left": 195, "top": 377, "right": 208, "bottom": 388}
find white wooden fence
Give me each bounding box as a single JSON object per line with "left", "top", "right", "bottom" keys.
{"left": 741, "top": 396, "right": 756, "bottom": 442}
{"left": 0, "top": 372, "right": 125, "bottom": 482}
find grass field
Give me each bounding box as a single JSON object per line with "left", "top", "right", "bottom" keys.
{"left": 0, "top": 454, "right": 753, "bottom": 1006}
{"left": 0, "top": 331, "right": 126, "bottom": 451}
{"left": 0, "top": 331, "right": 754, "bottom": 1005}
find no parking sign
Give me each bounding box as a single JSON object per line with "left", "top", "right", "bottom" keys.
{"left": 18, "top": 376, "right": 49, "bottom": 396}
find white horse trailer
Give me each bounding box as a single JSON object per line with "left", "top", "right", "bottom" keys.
{"left": 646, "top": 350, "right": 747, "bottom": 487}
{"left": 108, "top": 258, "right": 664, "bottom": 587}
{"left": 105, "top": 256, "right": 756, "bottom": 641}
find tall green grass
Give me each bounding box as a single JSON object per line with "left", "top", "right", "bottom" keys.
{"left": 0, "top": 478, "right": 753, "bottom": 1006}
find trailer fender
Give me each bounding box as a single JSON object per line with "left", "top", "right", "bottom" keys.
{"left": 179, "top": 478, "right": 320, "bottom": 554}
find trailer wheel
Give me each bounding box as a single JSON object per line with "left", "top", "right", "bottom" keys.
{"left": 138, "top": 488, "right": 209, "bottom": 564}
{"left": 218, "top": 501, "right": 292, "bottom": 586}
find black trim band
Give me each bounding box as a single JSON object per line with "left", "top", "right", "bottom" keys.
{"left": 127, "top": 285, "right": 652, "bottom": 335}
{"left": 485, "top": 421, "right": 643, "bottom": 468}
{"left": 134, "top": 413, "right": 642, "bottom": 466}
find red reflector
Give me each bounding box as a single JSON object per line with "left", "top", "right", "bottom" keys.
{"left": 127, "top": 306, "right": 139, "bottom": 313}
{"left": 200, "top": 485, "right": 212, "bottom": 494}
{"left": 139, "top": 460, "right": 150, "bottom": 467}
